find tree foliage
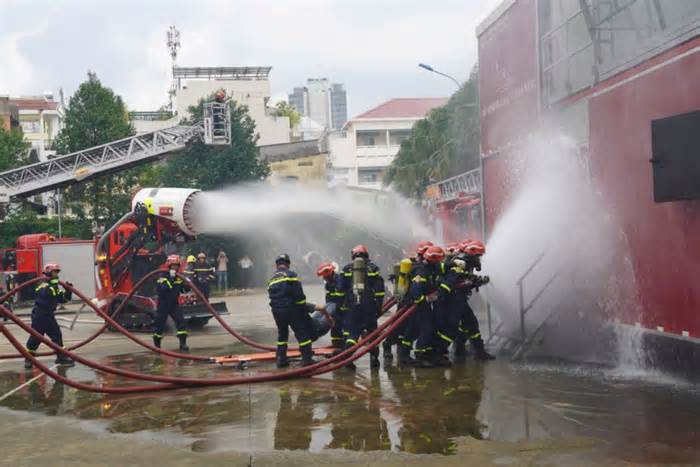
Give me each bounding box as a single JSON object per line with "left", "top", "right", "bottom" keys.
{"left": 0, "top": 208, "right": 92, "bottom": 247}
{"left": 155, "top": 98, "right": 269, "bottom": 190}
{"left": 272, "top": 100, "right": 301, "bottom": 128}
{"left": 55, "top": 72, "right": 136, "bottom": 225}
{"left": 0, "top": 126, "right": 29, "bottom": 172}
{"left": 385, "top": 65, "right": 480, "bottom": 198}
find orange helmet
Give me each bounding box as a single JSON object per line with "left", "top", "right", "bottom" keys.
{"left": 463, "top": 240, "right": 486, "bottom": 256}
{"left": 351, "top": 245, "right": 369, "bottom": 259}
{"left": 416, "top": 240, "right": 434, "bottom": 256}
{"left": 316, "top": 262, "right": 335, "bottom": 278}
{"left": 166, "top": 255, "right": 181, "bottom": 267}
{"left": 43, "top": 263, "right": 61, "bottom": 275}
{"left": 424, "top": 246, "right": 445, "bottom": 264}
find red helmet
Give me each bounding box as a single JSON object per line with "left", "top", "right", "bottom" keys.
{"left": 351, "top": 245, "right": 369, "bottom": 259}
{"left": 416, "top": 240, "right": 434, "bottom": 256}
{"left": 43, "top": 263, "right": 61, "bottom": 274}
{"left": 463, "top": 240, "right": 486, "bottom": 256}
{"left": 445, "top": 242, "right": 460, "bottom": 254}
{"left": 424, "top": 246, "right": 445, "bottom": 264}
{"left": 166, "top": 255, "right": 181, "bottom": 267}
{"left": 316, "top": 262, "right": 335, "bottom": 278}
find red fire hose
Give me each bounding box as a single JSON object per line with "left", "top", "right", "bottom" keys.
{"left": 0, "top": 302, "right": 415, "bottom": 393}
{"left": 0, "top": 271, "right": 397, "bottom": 361}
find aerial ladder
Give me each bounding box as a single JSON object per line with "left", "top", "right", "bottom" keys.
{"left": 0, "top": 101, "right": 231, "bottom": 204}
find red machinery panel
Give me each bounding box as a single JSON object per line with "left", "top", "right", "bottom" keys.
{"left": 15, "top": 249, "right": 38, "bottom": 274}
{"left": 588, "top": 38, "right": 700, "bottom": 337}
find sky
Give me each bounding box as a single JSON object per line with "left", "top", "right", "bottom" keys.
{"left": 0, "top": 0, "right": 502, "bottom": 118}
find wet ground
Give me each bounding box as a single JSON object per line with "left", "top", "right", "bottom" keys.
{"left": 0, "top": 286, "right": 699, "bottom": 466}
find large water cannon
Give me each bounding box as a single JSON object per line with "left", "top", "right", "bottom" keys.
{"left": 131, "top": 187, "right": 202, "bottom": 237}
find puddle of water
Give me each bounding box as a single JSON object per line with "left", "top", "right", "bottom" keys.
{"left": 0, "top": 352, "right": 699, "bottom": 463}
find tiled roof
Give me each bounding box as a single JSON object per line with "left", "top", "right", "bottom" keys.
{"left": 10, "top": 98, "right": 59, "bottom": 111}
{"left": 353, "top": 97, "right": 448, "bottom": 120}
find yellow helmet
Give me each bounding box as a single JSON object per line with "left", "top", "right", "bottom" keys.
{"left": 186, "top": 255, "right": 196, "bottom": 263}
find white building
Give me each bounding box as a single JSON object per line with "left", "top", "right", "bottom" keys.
{"left": 327, "top": 97, "right": 447, "bottom": 190}
{"left": 10, "top": 94, "right": 64, "bottom": 161}
{"left": 132, "top": 67, "right": 291, "bottom": 147}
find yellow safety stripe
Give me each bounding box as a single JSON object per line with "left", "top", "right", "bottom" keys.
{"left": 153, "top": 333, "right": 163, "bottom": 338}
{"left": 329, "top": 292, "right": 345, "bottom": 297}
{"left": 343, "top": 272, "right": 352, "bottom": 277}
{"left": 295, "top": 299, "right": 307, "bottom": 305}
{"left": 471, "top": 332, "right": 481, "bottom": 339}
{"left": 345, "top": 338, "right": 357, "bottom": 345}
{"left": 367, "top": 271, "right": 379, "bottom": 277}
{"left": 437, "top": 331, "right": 453, "bottom": 343}
{"left": 412, "top": 275, "right": 427, "bottom": 283}
{"left": 414, "top": 295, "right": 426, "bottom": 304}
{"left": 176, "top": 330, "right": 188, "bottom": 335}
{"left": 299, "top": 339, "right": 312, "bottom": 347}
{"left": 157, "top": 278, "right": 173, "bottom": 288}
{"left": 194, "top": 268, "right": 213, "bottom": 272}
{"left": 331, "top": 337, "right": 343, "bottom": 341}
{"left": 267, "top": 276, "right": 300, "bottom": 287}
{"left": 374, "top": 291, "right": 385, "bottom": 297}
{"left": 440, "top": 283, "right": 452, "bottom": 293}
{"left": 342, "top": 331, "right": 350, "bottom": 336}
{"left": 35, "top": 283, "right": 49, "bottom": 293}
{"left": 458, "top": 326, "right": 469, "bottom": 333}
{"left": 400, "top": 339, "right": 412, "bottom": 347}
{"left": 277, "top": 341, "right": 288, "bottom": 346}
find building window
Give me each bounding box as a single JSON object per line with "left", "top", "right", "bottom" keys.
{"left": 389, "top": 130, "right": 412, "bottom": 146}
{"left": 356, "top": 130, "right": 383, "bottom": 147}
{"left": 358, "top": 168, "right": 384, "bottom": 185}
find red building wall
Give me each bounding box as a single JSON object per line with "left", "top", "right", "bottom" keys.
{"left": 588, "top": 38, "right": 700, "bottom": 336}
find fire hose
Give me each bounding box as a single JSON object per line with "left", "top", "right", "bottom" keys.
{"left": 0, "top": 272, "right": 398, "bottom": 361}
{"left": 0, "top": 302, "right": 415, "bottom": 393}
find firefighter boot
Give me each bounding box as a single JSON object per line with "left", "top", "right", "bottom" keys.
{"left": 382, "top": 341, "right": 394, "bottom": 361}
{"left": 472, "top": 339, "right": 495, "bottom": 361}
{"left": 178, "top": 334, "right": 189, "bottom": 352}
{"left": 370, "top": 348, "right": 381, "bottom": 369}
{"left": 398, "top": 343, "right": 416, "bottom": 366}
{"left": 432, "top": 349, "right": 452, "bottom": 367}
{"left": 454, "top": 334, "right": 468, "bottom": 357}
{"left": 300, "top": 345, "right": 316, "bottom": 367}
{"left": 55, "top": 353, "right": 75, "bottom": 367}
{"left": 276, "top": 345, "right": 289, "bottom": 368}
{"left": 152, "top": 335, "right": 162, "bottom": 349}
{"left": 416, "top": 351, "right": 435, "bottom": 368}
{"left": 344, "top": 341, "right": 357, "bottom": 370}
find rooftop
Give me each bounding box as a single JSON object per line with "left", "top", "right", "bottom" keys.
{"left": 10, "top": 98, "right": 58, "bottom": 111}
{"left": 353, "top": 97, "right": 448, "bottom": 120}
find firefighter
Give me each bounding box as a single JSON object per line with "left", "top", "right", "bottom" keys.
{"left": 268, "top": 254, "right": 315, "bottom": 368}
{"left": 405, "top": 245, "right": 446, "bottom": 368}
{"left": 340, "top": 245, "right": 385, "bottom": 370}
{"left": 433, "top": 254, "right": 471, "bottom": 366}
{"left": 153, "top": 255, "right": 190, "bottom": 351}
{"left": 192, "top": 252, "right": 216, "bottom": 299}
{"left": 394, "top": 240, "right": 433, "bottom": 365}
{"left": 24, "top": 263, "right": 74, "bottom": 369}
{"left": 454, "top": 240, "right": 495, "bottom": 360}
{"left": 316, "top": 262, "right": 346, "bottom": 351}
{"left": 184, "top": 255, "right": 196, "bottom": 278}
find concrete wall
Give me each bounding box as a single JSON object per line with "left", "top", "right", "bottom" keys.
{"left": 268, "top": 153, "right": 328, "bottom": 186}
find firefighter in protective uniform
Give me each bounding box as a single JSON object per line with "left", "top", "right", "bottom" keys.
{"left": 340, "top": 245, "right": 385, "bottom": 369}
{"left": 268, "top": 254, "right": 315, "bottom": 368}
{"left": 404, "top": 245, "right": 446, "bottom": 368}
{"left": 192, "top": 253, "right": 216, "bottom": 299}
{"left": 317, "top": 262, "right": 346, "bottom": 350}
{"left": 454, "top": 240, "right": 494, "bottom": 360}
{"left": 153, "top": 255, "right": 190, "bottom": 351}
{"left": 433, "top": 254, "right": 471, "bottom": 365}
{"left": 394, "top": 240, "right": 434, "bottom": 365}
{"left": 24, "top": 263, "right": 74, "bottom": 369}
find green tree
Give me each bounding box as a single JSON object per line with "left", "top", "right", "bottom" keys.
{"left": 156, "top": 98, "right": 269, "bottom": 190}
{"left": 0, "top": 126, "right": 29, "bottom": 172}
{"left": 385, "top": 65, "right": 480, "bottom": 198}
{"left": 273, "top": 101, "right": 301, "bottom": 128}
{"left": 55, "top": 71, "right": 136, "bottom": 225}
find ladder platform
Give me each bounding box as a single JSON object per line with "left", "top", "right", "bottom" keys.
{"left": 212, "top": 346, "right": 336, "bottom": 365}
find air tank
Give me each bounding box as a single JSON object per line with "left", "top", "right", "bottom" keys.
{"left": 131, "top": 188, "right": 202, "bottom": 236}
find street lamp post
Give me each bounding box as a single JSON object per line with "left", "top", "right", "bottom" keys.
{"left": 418, "top": 63, "right": 461, "bottom": 88}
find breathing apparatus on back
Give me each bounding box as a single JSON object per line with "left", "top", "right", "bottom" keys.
{"left": 350, "top": 245, "right": 370, "bottom": 305}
